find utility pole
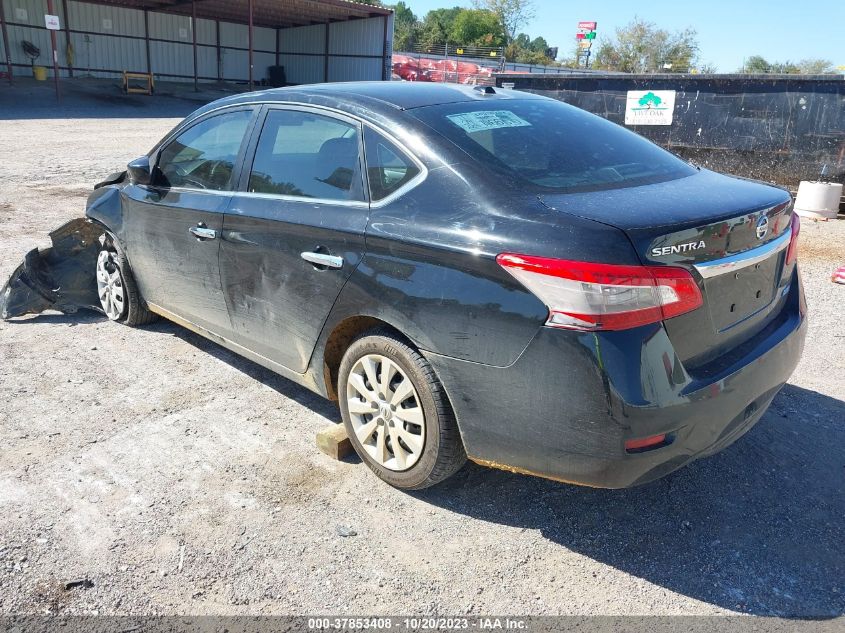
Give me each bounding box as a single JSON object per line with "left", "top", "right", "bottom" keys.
{"left": 45, "top": 0, "right": 61, "bottom": 100}
{"left": 0, "top": 0, "right": 13, "bottom": 85}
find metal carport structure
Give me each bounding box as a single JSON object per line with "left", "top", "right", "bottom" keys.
{"left": 0, "top": 0, "right": 393, "bottom": 91}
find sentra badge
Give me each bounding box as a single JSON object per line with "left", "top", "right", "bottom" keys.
{"left": 651, "top": 240, "right": 706, "bottom": 257}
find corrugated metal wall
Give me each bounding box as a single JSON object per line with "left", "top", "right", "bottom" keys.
{"left": 66, "top": 1, "right": 143, "bottom": 78}
{"left": 0, "top": 0, "right": 391, "bottom": 84}
{"left": 327, "top": 17, "right": 384, "bottom": 82}
{"left": 276, "top": 18, "right": 389, "bottom": 85}
{"left": 277, "top": 23, "right": 323, "bottom": 85}
{"left": 2, "top": 0, "right": 64, "bottom": 75}
{"left": 330, "top": 18, "right": 383, "bottom": 56}
{"left": 218, "top": 20, "right": 274, "bottom": 82}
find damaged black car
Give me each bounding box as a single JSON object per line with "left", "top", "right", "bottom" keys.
{"left": 1, "top": 83, "right": 806, "bottom": 490}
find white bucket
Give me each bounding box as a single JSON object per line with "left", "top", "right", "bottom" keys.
{"left": 794, "top": 181, "right": 842, "bottom": 220}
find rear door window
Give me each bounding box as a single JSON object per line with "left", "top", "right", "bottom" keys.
{"left": 363, "top": 128, "right": 421, "bottom": 201}
{"left": 247, "top": 109, "right": 364, "bottom": 202}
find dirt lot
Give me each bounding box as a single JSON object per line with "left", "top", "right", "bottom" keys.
{"left": 0, "top": 81, "right": 843, "bottom": 618}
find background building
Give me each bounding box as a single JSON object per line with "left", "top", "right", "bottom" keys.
{"left": 0, "top": 0, "right": 394, "bottom": 86}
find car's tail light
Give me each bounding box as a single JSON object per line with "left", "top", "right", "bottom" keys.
{"left": 785, "top": 212, "right": 800, "bottom": 266}
{"left": 496, "top": 254, "right": 703, "bottom": 331}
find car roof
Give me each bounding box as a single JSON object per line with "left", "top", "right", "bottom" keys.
{"left": 284, "top": 82, "right": 545, "bottom": 110}
{"left": 203, "top": 81, "right": 545, "bottom": 115}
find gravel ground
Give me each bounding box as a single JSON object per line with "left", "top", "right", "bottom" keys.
{"left": 0, "top": 82, "right": 843, "bottom": 618}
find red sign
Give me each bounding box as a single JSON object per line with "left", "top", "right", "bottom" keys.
{"left": 578, "top": 21, "right": 597, "bottom": 30}
{"left": 576, "top": 33, "right": 585, "bottom": 40}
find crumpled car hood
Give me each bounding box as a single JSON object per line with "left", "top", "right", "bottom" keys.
{"left": 0, "top": 218, "right": 105, "bottom": 319}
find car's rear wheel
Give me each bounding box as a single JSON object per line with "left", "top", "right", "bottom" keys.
{"left": 96, "top": 244, "right": 157, "bottom": 326}
{"left": 338, "top": 330, "right": 466, "bottom": 490}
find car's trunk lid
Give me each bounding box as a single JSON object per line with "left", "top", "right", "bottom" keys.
{"left": 539, "top": 170, "right": 794, "bottom": 369}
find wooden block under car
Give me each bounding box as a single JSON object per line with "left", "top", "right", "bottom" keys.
{"left": 316, "top": 423, "right": 353, "bottom": 460}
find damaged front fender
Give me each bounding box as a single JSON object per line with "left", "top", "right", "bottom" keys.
{"left": 0, "top": 218, "right": 105, "bottom": 319}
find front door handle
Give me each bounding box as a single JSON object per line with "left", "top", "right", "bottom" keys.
{"left": 189, "top": 224, "right": 217, "bottom": 241}
{"left": 301, "top": 251, "right": 343, "bottom": 269}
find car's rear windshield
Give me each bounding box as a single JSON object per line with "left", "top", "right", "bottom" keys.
{"left": 412, "top": 99, "right": 696, "bottom": 193}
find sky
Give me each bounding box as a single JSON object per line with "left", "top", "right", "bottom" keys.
{"left": 401, "top": 0, "right": 845, "bottom": 72}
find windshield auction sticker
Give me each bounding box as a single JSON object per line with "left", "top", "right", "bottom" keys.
{"left": 447, "top": 110, "right": 532, "bottom": 133}
{"left": 624, "top": 90, "right": 676, "bottom": 126}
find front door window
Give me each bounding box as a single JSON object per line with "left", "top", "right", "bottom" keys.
{"left": 155, "top": 109, "right": 253, "bottom": 191}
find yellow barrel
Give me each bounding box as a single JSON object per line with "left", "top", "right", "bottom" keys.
{"left": 33, "top": 66, "right": 47, "bottom": 81}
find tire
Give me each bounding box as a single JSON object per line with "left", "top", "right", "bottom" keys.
{"left": 338, "top": 329, "right": 466, "bottom": 490}
{"left": 96, "top": 242, "right": 158, "bottom": 327}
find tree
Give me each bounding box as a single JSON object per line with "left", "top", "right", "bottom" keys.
{"left": 557, "top": 43, "right": 583, "bottom": 68}
{"left": 450, "top": 9, "right": 505, "bottom": 47}
{"left": 528, "top": 35, "right": 548, "bottom": 54}
{"left": 472, "top": 0, "right": 535, "bottom": 43}
{"left": 769, "top": 60, "right": 800, "bottom": 74}
{"left": 593, "top": 17, "right": 700, "bottom": 73}
{"left": 418, "top": 7, "right": 463, "bottom": 48}
{"left": 402, "top": 3, "right": 557, "bottom": 61}
{"left": 514, "top": 33, "right": 531, "bottom": 49}
{"left": 513, "top": 48, "right": 553, "bottom": 64}
{"left": 741, "top": 55, "right": 770, "bottom": 73}
{"left": 506, "top": 32, "right": 554, "bottom": 63}
{"left": 391, "top": 2, "right": 419, "bottom": 52}
{"left": 797, "top": 58, "right": 834, "bottom": 74}
{"left": 739, "top": 56, "right": 834, "bottom": 74}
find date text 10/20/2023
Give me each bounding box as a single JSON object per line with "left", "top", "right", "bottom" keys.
{"left": 307, "top": 617, "right": 528, "bottom": 630}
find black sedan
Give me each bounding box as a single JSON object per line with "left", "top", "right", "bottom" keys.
{"left": 1, "top": 83, "right": 806, "bottom": 490}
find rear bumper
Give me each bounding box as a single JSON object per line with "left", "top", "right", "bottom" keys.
{"left": 425, "top": 272, "right": 807, "bottom": 488}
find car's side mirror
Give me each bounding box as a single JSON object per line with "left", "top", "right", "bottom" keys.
{"left": 127, "top": 156, "right": 152, "bottom": 185}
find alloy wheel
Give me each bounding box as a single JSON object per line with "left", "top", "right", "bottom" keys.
{"left": 346, "top": 353, "right": 426, "bottom": 471}
{"left": 96, "top": 250, "right": 126, "bottom": 320}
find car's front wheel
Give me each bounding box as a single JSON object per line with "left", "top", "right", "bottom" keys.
{"left": 95, "top": 244, "right": 157, "bottom": 326}
{"left": 338, "top": 330, "right": 466, "bottom": 490}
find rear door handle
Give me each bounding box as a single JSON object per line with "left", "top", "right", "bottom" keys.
{"left": 301, "top": 251, "right": 343, "bottom": 269}
{"left": 189, "top": 225, "right": 217, "bottom": 241}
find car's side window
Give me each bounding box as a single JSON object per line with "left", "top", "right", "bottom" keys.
{"left": 364, "top": 128, "right": 421, "bottom": 202}
{"left": 247, "top": 110, "right": 364, "bottom": 202}
{"left": 154, "top": 109, "right": 253, "bottom": 191}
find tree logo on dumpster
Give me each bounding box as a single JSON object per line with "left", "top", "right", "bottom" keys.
{"left": 638, "top": 92, "right": 663, "bottom": 109}
{"left": 625, "top": 90, "right": 676, "bottom": 126}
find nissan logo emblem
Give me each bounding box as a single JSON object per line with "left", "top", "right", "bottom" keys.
{"left": 755, "top": 215, "right": 769, "bottom": 240}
